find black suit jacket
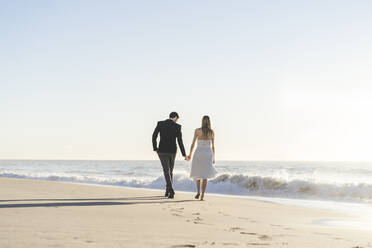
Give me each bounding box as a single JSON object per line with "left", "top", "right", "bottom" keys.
{"left": 152, "top": 119, "right": 186, "bottom": 156}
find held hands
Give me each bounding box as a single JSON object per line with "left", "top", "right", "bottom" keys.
{"left": 185, "top": 155, "right": 191, "bottom": 161}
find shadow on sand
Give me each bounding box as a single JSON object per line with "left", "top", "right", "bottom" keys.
{"left": 0, "top": 196, "right": 194, "bottom": 209}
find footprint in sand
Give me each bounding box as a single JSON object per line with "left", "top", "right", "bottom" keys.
{"left": 275, "top": 242, "right": 288, "bottom": 246}
{"left": 258, "top": 235, "right": 271, "bottom": 241}
{"left": 172, "top": 213, "right": 184, "bottom": 217}
{"left": 240, "top": 232, "right": 258, "bottom": 235}
{"left": 221, "top": 242, "right": 239, "bottom": 246}
{"left": 246, "top": 243, "right": 270, "bottom": 246}
{"left": 240, "top": 232, "right": 272, "bottom": 241}
{"left": 171, "top": 245, "right": 196, "bottom": 248}
{"left": 192, "top": 212, "right": 200, "bottom": 215}
{"left": 229, "top": 227, "right": 244, "bottom": 232}
{"left": 193, "top": 220, "right": 210, "bottom": 225}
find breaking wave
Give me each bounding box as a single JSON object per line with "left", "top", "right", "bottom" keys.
{"left": 2, "top": 171, "right": 372, "bottom": 203}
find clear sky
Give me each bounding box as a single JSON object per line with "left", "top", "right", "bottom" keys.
{"left": 1, "top": 1, "right": 372, "bottom": 161}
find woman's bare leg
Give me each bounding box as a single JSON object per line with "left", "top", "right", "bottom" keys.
{"left": 200, "top": 179, "right": 208, "bottom": 200}
{"left": 195, "top": 179, "right": 201, "bottom": 199}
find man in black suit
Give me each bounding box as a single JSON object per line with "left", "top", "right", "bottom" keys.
{"left": 152, "top": 112, "right": 188, "bottom": 199}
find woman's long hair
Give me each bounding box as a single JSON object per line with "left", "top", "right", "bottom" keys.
{"left": 201, "top": 115, "right": 213, "bottom": 139}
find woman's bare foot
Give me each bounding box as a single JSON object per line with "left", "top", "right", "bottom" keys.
{"left": 195, "top": 193, "right": 200, "bottom": 199}
{"left": 200, "top": 194, "right": 205, "bottom": 201}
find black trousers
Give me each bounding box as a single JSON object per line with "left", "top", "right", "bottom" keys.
{"left": 157, "top": 152, "right": 176, "bottom": 193}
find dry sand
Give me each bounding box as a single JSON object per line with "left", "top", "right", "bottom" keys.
{"left": 0, "top": 178, "right": 371, "bottom": 248}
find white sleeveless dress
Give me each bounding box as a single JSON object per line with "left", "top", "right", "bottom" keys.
{"left": 190, "top": 139, "right": 217, "bottom": 179}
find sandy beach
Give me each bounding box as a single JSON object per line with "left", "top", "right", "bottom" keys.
{"left": 0, "top": 178, "right": 371, "bottom": 248}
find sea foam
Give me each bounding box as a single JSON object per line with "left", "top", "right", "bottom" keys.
{"left": 2, "top": 170, "right": 372, "bottom": 203}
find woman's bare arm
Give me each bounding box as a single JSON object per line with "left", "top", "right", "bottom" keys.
{"left": 188, "top": 129, "right": 198, "bottom": 159}
{"left": 212, "top": 131, "right": 215, "bottom": 164}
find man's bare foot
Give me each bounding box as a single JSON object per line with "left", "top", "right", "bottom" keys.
{"left": 195, "top": 193, "right": 200, "bottom": 199}
{"left": 200, "top": 194, "right": 205, "bottom": 201}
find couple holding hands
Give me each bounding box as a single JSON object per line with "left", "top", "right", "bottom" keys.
{"left": 152, "top": 112, "right": 217, "bottom": 200}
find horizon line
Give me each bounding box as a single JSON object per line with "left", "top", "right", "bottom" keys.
{"left": 0, "top": 158, "right": 371, "bottom": 163}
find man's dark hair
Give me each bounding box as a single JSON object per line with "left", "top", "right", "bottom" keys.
{"left": 169, "top": 112, "right": 179, "bottom": 119}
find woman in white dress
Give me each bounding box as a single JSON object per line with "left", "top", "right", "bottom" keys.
{"left": 186, "top": 115, "right": 217, "bottom": 200}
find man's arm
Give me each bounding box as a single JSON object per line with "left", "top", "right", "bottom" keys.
{"left": 152, "top": 122, "right": 160, "bottom": 151}
{"left": 177, "top": 125, "right": 186, "bottom": 157}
